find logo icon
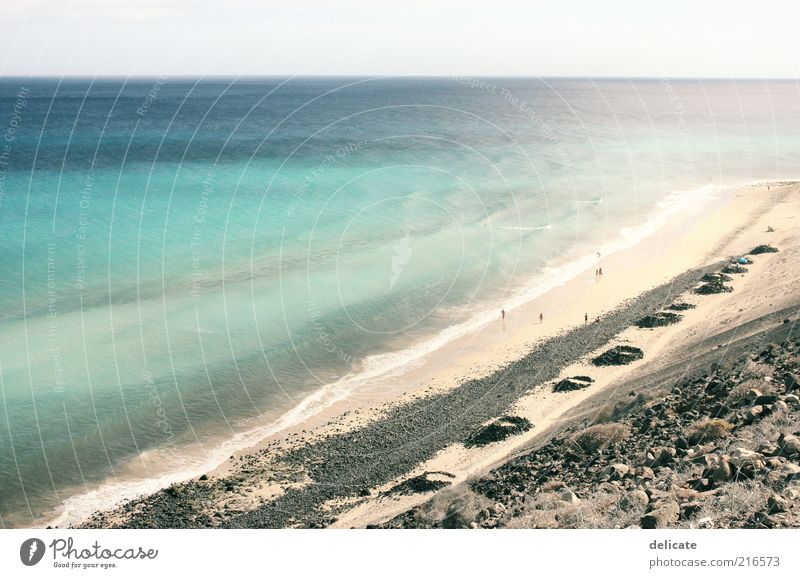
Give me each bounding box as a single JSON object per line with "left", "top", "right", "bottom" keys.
{"left": 20, "top": 538, "right": 46, "bottom": 566}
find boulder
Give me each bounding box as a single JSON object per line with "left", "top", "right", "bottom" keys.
{"left": 641, "top": 501, "right": 680, "bottom": 529}
{"left": 772, "top": 400, "right": 789, "bottom": 413}
{"left": 777, "top": 433, "right": 800, "bottom": 457}
{"left": 621, "top": 489, "right": 650, "bottom": 511}
{"left": 767, "top": 495, "right": 789, "bottom": 514}
{"left": 745, "top": 405, "right": 765, "bottom": 423}
{"left": 729, "top": 448, "right": 764, "bottom": 470}
{"left": 561, "top": 490, "right": 581, "bottom": 506}
{"left": 693, "top": 517, "right": 715, "bottom": 529}
{"left": 602, "top": 463, "right": 630, "bottom": 480}
{"left": 680, "top": 502, "right": 703, "bottom": 520}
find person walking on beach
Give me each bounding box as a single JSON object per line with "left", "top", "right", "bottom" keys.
{"left": 585, "top": 312, "right": 588, "bottom": 324}
{"left": 501, "top": 308, "right": 505, "bottom": 320}
{"left": 539, "top": 312, "right": 543, "bottom": 324}
{"left": 599, "top": 267, "right": 603, "bottom": 276}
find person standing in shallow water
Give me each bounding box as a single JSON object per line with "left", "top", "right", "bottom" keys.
{"left": 501, "top": 308, "right": 505, "bottom": 320}
{"left": 539, "top": 312, "right": 543, "bottom": 324}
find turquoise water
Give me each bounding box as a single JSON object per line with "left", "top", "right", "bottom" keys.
{"left": 1, "top": 77, "right": 799, "bottom": 526}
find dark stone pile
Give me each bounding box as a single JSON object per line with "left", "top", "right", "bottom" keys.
{"left": 701, "top": 273, "right": 732, "bottom": 283}
{"left": 750, "top": 245, "right": 779, "bottom": 255}
{"left": 592, "top": 345, "right": 644, "bottom": 366}
{"left": 721, "top": 263, "right": 748, "bottom": 274}
{"left": 695, "top": 279, "right": 734, "bottom": 295}
{"left": 668, "top": 302, "right": 696, "bottom": 311}
{"left": 636, "top": 312, "right": 683, "bottom": 329}
{"left": 464, "top": 416, "right": 533, "bottom": 448}
{"left": 553, "top": 376, "right": 595, "bottom": 392}
{"left": 388, "top": 471, "right": 455, "bottom": 495}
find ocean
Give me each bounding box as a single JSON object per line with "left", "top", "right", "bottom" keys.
{"left": 0, "top": 77, "right": 798, "bottom": 527}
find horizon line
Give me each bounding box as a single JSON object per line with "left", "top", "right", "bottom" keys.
{"left": 2, "top": 74, "right": 800, "bottom": 81}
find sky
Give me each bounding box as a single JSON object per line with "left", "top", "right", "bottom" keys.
{"left": 0, "top": 0, "right": 798, "bottom": 77}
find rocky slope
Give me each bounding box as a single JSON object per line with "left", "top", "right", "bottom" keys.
{"left": 380, "top": 324, "right": 800, "bottom": 529}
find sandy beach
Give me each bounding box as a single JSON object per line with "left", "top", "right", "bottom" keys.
{"left": 75, "top": 180, "right": 800, "bottom": 529}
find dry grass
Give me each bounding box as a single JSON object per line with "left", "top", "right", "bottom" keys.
{"left": 414, "top": 485, "right": 493, "bottom": 529}
{"left": 672, "top": 479, "right": 771, "bottom": 529}
{"left": 727, "top": 377, "right": 779, "bottom": 406}
{"left": 569, "top": 423, "right": 630, "bottom": 454}
{"left": 506, "top": 488, "right": 646, "bottom": 529}
{"left": 592, "top": 393, "right": 651, "bottom": 424}
{"left": 685, "top": 417, "right": 734, "bottom": 445}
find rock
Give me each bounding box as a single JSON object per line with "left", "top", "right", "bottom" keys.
{"left": 772, "top": 400, "right": 789, "bottom": 413}
{"left": 729, "top": 448, "right": 764, "bottom": 469}
{"left": 602, "top": 463, "right": 630, "bottom": 480}
{"left": 641, "top": 501, "right": 680, "bottom": 529}
{"left": 680, "top": 502, "right": 703, "bottom": 520}
{"left": 388, "top": 471, "right": 454, "bottom": 495}
{"left": 757, "top": 442, "right": 779, "bottom": 456}
{"left": 767, "top": 495, "right": 789, "bottom": 514}
{"left": 745, "top": 405, "right": 765, "bottom": 423}
{"left": 784, "top": 394, "right": 799, "bottom": 406}
{"left": 754, "top": 394, "right": 779, "bottom": 405}
{"left": 694, "top": 517, "right": 715, "bottom": 529}
{"left": 464, "top": 415, "right": 533, "bottom": 448}
{"left": 784, "top": 373, "right": 800, "bottom": 392}
{"left": 592, "top": 345, "right": 644, "bottom": 366}
{"left": 621, "top": 489, "right": 650, "bottom": 511}
{"left": 766, "top": 462, "right": 800, "bottom": 485}
{"left": 668, "top": 302, "right": 696, "bottom": 311}
{"left": 776, "top": 433, "right": 800, "bottom": 457}
{"left": 553, "top": 376, "right": 595, "bottom": 392}
{"left": 655, "top": 447, "right": 677, "bottom": 467}
{"left": 749, "top": 244, "right": 779, "bottom": 255}
{"left": 695, "top": 281, "right": 733, "bottom": 295}
{"left": 706, "top": 457, "right": 731, "bottom": 483}
{"left": 636, "top": 312, "right": 683, "bottom": 329}
{"left": 561, "top": 490, "right": 581, "bottom": 506}
{"left": 745, "top": 388, "right": 763, "bottom": 402}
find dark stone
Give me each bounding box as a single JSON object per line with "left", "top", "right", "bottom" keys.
{"left": 701, "top": 273, "right": 732, "bottom": 283}
{"left": 636, "top": 312, "right": 683, "bottom": 329}
{"left": 695, "top": 281, "right": 733, "bottom": 295}
{"left": 553, "top": 375, "right": 595, "bottom": 392}
{"left": 464, "top": 415, "right": 533, "bottom": 448}
{"left": 750, "top": 245, "right": 779, "bottom": 255}
{"left": 592, "top": 345, "right": 644, "bottom": 366}
{"left": 388, "top": 471, "right": 455, "bottom": 495}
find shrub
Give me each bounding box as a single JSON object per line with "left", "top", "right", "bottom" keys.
{"left": 686, "top": 418, "right": 733, "bottom": 445}
{"left": 416, "top": 486, "right": 492, "bottom": 529}
{"left": 569, "top": 423, "right": 629, "bottom": 453}
{"left": 592, "top": 393, "right": 650, "bottom": 424}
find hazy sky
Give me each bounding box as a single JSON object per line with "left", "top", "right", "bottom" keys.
{"left": 0, "top": 0, "right": 797, "bottom": 77}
